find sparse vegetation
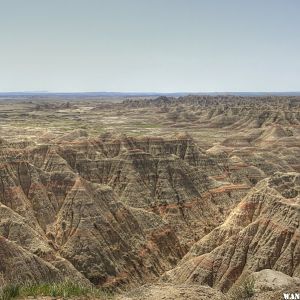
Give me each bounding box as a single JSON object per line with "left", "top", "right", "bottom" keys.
{"left": 0, "top": 284, "right": 19, "bottom": 300}
{"left": 0, "top": 281, "right": 115, "bottom": 300}
{"left": 228, "top": 275, "right": 256, "bottom": 300}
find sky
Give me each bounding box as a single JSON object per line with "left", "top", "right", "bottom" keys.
{"left": 0, "top": 0, "right": 299, "bottom": 93}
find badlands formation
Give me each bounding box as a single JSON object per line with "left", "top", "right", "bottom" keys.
{"left": 0, "top": 95, "right": 299, "bottom": 299}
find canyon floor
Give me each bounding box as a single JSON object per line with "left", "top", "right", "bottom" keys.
{"left": 0, "top": 94, "right": 299, "bottom": 299}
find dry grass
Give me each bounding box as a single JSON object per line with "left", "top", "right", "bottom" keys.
{"left": 228, "top": 275, "right": 256, "bottom": 300}
{"left": 0, "top": 281, "right": 115, "bottom": 300}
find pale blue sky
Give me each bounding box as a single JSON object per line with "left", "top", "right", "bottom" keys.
{"left": 0, "top": 0, "right": 299, "bottom": 92}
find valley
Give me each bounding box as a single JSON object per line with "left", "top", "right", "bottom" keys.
{"left": 0, "top": 94, "right": 299, "bottom": 299}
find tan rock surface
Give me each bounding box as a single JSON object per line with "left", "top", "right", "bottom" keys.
{"left": 163, "top": 172, "right": 300, "bottom": 291}
{"left": 0, "top": 95, "right": 299, "bottom": 297}
{"left": 116, "top": 283, "right": 227, "bottom": 300}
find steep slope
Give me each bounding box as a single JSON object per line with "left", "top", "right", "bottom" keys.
{"left": 0, "top": 236, "right": 62, "bottom": 284}
{"left": 52, "top": 177, "right": 185, "bottom": 286}
{"left": 0, "top": 134, "right": 250, "bottom": 287}
{"left": 27, "top": 135, "right": 243, "bottom": 247}
{"left": 2, "top": 128, "right": 299, "bottom": 293}
{"left": 163, "top": 172, "right": 300, "bottom": 291}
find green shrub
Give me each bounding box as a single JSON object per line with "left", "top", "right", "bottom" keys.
{"left": 0, "top": 284, "right": 20, "bottom": 300}
{"left": 229, "top": 275, "right": 256, "bottom": 300}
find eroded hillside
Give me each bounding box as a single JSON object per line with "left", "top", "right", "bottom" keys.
{"left": 0, "top": 95, "right": 299, "bottom": 299}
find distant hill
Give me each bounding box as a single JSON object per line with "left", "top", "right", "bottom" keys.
{"left": 1, "top": 91, "right": 300, "bottom": 97}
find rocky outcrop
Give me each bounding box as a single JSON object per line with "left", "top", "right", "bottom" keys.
{"left": 251, "top": 270, "right": 300, "bottom": 300}
{"left": 123, "top": 95, "right": 300, "bottom": 129}
{"left": 0, "top": 94, "right": 299, "bottom": 298}
{"left": 0, "top": 133, "right": 247, "bottom": 288}
{"left": 0, "top": 236, "right": 62, "bottom": 284}
{"left": 163, "top": 172, "right": 300, "bottom": 291}
{"left": 52, "top": 177, "right": 185, "bottom": 286}
{"left": 25, "top": 135, "right": 237, "bottom": 247}
{"left": 116, "top": 283, "right": 227, "bottom": 300}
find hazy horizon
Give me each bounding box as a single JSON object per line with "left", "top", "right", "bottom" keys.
{"left": 1, "top": 91, "right": 300, "bottom": 96}
{"left": 1, "top": 0, "right": 299, "bottom": 92}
